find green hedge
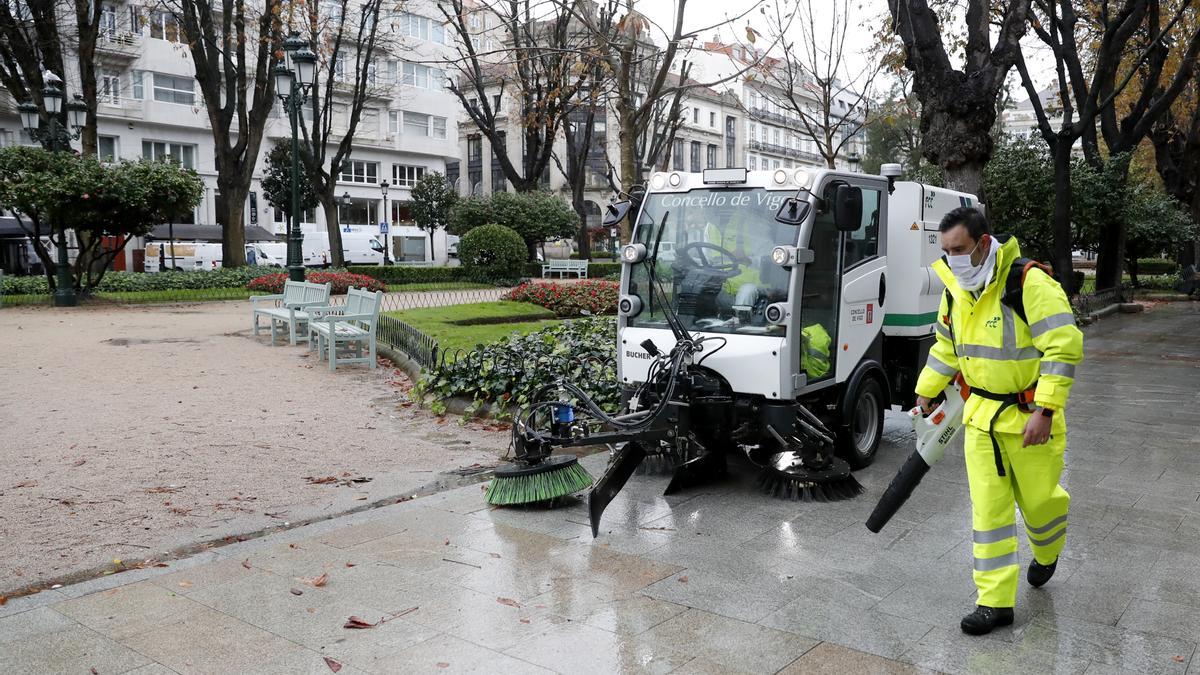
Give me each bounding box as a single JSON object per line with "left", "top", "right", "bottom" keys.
{"left": 346, "top": 265, "right": 468, "bottom": 283}
{"left": 1135, "top": 258, "right": 1178, "bottom": 275}
{"left": 2, "top": 266, "right": 278, "bottom": 295}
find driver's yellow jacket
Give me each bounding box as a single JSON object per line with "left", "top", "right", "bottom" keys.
{"left": 801, "top": 323, "right": 832, "bottom": 379}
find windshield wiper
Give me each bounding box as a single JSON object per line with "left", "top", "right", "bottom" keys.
{"left": 643, "top": 211, "right": 692, "bottom": 345}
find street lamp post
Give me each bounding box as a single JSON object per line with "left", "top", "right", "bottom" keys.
{"left": 18, "top": 74, "right": 90, "bottom": 307}
{"left": 379, "top": 180, "right": 391, "bottom": 265}
{"left": 848, "top": 151, "right": 861, "bottom": 173}
{"left": 274, "top": 32, "right": 317, "bottom": 282}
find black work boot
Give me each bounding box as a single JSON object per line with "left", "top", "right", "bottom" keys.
{"left": 960, "top": 605, "right": 1014, "bottom": 635}
{"left": 1028, "top": 558, "right": 1058, "bottom": 588}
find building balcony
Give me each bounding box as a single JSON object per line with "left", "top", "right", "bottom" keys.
{"left": 96, "top": 31, "right": 143, "bottom": 62}
{"left": 749, "top": 106, "right": 802, "bottom": 128}
{"left": 747, "top": 139, "right": 824, "bottom": 164}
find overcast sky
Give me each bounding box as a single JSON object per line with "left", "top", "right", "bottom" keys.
{"left": 637, "top": 0, "right": 1054, "bottom": 103}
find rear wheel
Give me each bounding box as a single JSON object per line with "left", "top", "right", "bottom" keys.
{"left": 837, "top": 377, "right": 884, "bottom": 469}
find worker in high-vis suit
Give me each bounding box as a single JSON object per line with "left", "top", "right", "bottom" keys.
{"left": 914, "top": 207, "right": 1083, "bottom": 636}
{"left": 801, "top": 323, "right": 831, "bottom": 379}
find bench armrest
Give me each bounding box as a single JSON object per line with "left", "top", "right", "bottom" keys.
{"left": 317, "top": 312, "right": 376, "bottom": 325}
{"left": 285, "top": 299, "right": 333, "bottom": 310}
{"left": 307, "top": 305, "right": 344, "bottom": 319}
{"left": 250, "top": 293, "right": 284, "bottom": 307}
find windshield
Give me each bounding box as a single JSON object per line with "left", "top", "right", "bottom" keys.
{"left": 627, "top": 188, "right": 796, "bottom": 336}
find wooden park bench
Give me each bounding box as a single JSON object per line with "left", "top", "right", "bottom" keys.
{"left": 541, "top": 258, "right": 588, "bottom": 278}
{"left": 307, "top": 287, "right": 384, "bottom": 371}
{"left": 250, "top": 280, "right": 332, "bottom": 346}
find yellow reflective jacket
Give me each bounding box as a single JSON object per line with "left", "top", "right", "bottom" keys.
{"left": 801, "top": 323, "right": 832, "bottom": 379}
{"left": 915, "top": 236, "right": 1083, "bottom": 434}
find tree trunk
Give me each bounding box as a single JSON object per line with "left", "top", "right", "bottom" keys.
{"left": 1050, "top": 140, "right": 1077, "bottom": 295}
{"left": 321, "top": 198, "right": 345, "bottom": 267}
{"left": 428, "top": 230, "right": 436, "bottom": 263}
{"left": 942, "top": 162, "right": 985, "bottom": 200}
{"left": 618, "top": 112, "right": 638, "bottom": 243}
{"left": 1126, "top": 243, "right": 1140, "bottom": 288}
{"left": 1094, "top": 161, "right": 1133, "bottom": 291}
{"left": 218, "top": 175, "right": 248, "bottom": 267}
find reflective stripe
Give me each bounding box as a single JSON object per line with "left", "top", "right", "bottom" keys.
{"left": 960, "top": 343, "right": 1042, "bottom": 361}
{"left": 1028, "top": 527, "right": 1067, "bottom": 548}
{"left": 807, "top": 348, "right": 828, "bottom": 362}
{"left": 1001, "top": 304, "right": 1018, "bottom": 350}
{"left": 1025, "top": 513, "right": 1067, "bottom": 535}
{"left": 974, "top": 551, "right": 1019, "bottom": 572}
{"left": 935, "top": 322, "right": 951, "bottom": 339}
{"left": 973, "top": 523, "right": 1017, "bottom": 545}
{"left": 1040, "top": 361, "right": 1076, "bottom": 378}
{"left": 926, "top": 354, "right": 957, "bottom": 376}
{"left": 1029, "top": 312, "right": 1075, "bottom": 338}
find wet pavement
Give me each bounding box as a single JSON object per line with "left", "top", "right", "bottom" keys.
{"left": 2, "top": 302, "right": 1198, "bottom": 674}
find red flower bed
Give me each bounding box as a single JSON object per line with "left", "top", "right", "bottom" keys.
{"left": 247, "top": 271, "right": 388, "bottom": 294}
{"left": 504, "top": 280, "right": 618, "bottom": 317}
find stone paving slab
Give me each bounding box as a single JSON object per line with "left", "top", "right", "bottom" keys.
{"left": 1, "top": 303, "right": 1198, "bottom": 673}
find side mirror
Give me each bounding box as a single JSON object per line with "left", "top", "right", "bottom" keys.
{"left": 774, "top": 197, "right": 811, "bottom": 225}
{"left": 834, "top": 184, "right": 863, "bottom": 232}
{"left": 602, "top": 200, "right": 631, "bottom": 226}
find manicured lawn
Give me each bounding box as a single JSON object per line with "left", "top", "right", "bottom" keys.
{"left": 386, "top": 301, "right": 562, "bottom": 353}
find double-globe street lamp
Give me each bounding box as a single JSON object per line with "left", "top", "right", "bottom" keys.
{"left": 18, "top": 72, "right": 90, "bottom": 307}
{"left": 273, "top": 32, "right": 318, "bottom": 282}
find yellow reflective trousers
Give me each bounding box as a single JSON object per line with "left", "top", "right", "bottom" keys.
{"left": 965, "top": 426, "right": 1070, "bottom": 607}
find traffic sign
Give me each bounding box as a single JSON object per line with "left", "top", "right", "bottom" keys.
{"left": 380, "top": 221, "right": 389, "bottom": 233}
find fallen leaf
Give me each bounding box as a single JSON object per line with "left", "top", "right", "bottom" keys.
{"left": 345, "top": 562, "right": 356, "bottom": 567}
{"left": 489, "top": 553, "right": 501, "bottom": 559}
{"left": 241, "top": 559, "right": 251, "bottom": 570}
{"left": 323, "top": 656, "right": 343, "bottom": 672}
{"left": 444, "top": 539, "right": 450, "bottom": 546}
{"left": 73, "top": 459, "right": 86, "bottom": 467}
{"left": 519, "top": 618, "right": 530, "bottom": 624}
{"left": 0, "top": 596, "right": 6, "bottom": 606}
{"left": 1174, "top": 656, "right": 1185, "bottom": 663}
{"left": 497, "top": 597, "right": 521, "bottom": 608}
{"left": 290, "top": 588, "right": 303, "bottom": 596}
{"left": 344, "top": 615, "right": 377, "bottom": 629}
{"left": 678, "top": 576, "right": 689, "bottom": 584}
{"left": 302, "top": 573, "right": 328, "bottom": 588}
{"left": 354, "top": 495, "right": 368, "bottom": 501}
{"left": 305, "top": 476, "right": 338, "bottom": 485}
{"left": 91, "top": 668, "right": 99, "bottom": 675}
{"left": 307, "top": 607, "right": 316, "bottom": 614}
{"left": 178, "top": 581, "right": 193, "bottom": 588}
{"left": 436, "top": 663, "right": 450, "bottom": 669}
{"left": 145, "top": 485, "right": 181, "bottom": 494}
{"left": 288, "top": 543, "right": 296, "bottom": 549}
{"left": 11, "top": 480, "right": 37, "bottom": 489}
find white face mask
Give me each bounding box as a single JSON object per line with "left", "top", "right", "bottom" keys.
{"left": 947, "top": 237, "right": 996, "bottom": 291}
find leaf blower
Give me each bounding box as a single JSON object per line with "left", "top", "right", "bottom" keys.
{"left": 866, "top": 374, "right": 969, "bottom": 533}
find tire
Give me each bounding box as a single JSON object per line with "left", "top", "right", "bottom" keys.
{"left": 837, "top": 376, "right": 884, "bottom": 469}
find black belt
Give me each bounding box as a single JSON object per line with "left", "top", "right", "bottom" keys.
{"left": 968, "top": 386, "right": 1037, "bottom": 477}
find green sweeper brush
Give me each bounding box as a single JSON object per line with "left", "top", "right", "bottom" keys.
{"left": 485, "top": 403, "right": 594, "bottom": 507}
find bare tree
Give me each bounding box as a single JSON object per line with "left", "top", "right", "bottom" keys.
{"left": 562, "top": 0, "right": 770, "bottom": 240}
{"left": 440, "top": 0, "right": 594, "bottom": 193}
{"left": 887, "top": 0, "right": 1031, "bottom": 197}
{"left": 554, "top": 103, "right": 599, "bottom": 258}
{"left": 760, "top": 0, "right": 877, "bottom": 169}
{"left": 0, "top": 0, "right": 103, "bottom": 155}
{"left": 173, "top": 0, "right": 283, "bottom": 266}
{"left": 295, "top": 0, "right": 387, "bottom": 267}
{"left": 1014, "top": 0, "right": 1200, "bottom": 292}
{"left": 1151, "top": 81, "right": 1200, "bottom": 267}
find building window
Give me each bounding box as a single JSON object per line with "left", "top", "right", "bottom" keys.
{"left": 725, "top": 116, "right": 737, "bottom": 168}
{"left": 401, "top": 62, "right": 443, "bottom": 89}
{"left": 98, "top": 71, "right": 121, "bottom": 105}
{"left": 432, "top": 116, "right": 447, "bottom": 139}
{"left": 774, "top": 128, "right": 781, "bottom": 146}
{"left": 692, "top": 107, "right": 699, "bottom": 123}
{"left": 468, "top": 135, "right": 482, "bottom": 162}
{"left": 388, "top": 111, "right": 399, "bottom": 134}
{"left": 148, "top": 10, "right": 181, "bottom": 42}
{"left": 338, "top": 198, "right": 377, "bottom": 226}
{"left": 706, "top": 144, "right": 717, "bottom": 169}
{"left": 142, "top": 140, "right": 195, "bottom": 169}
{"left": 749, "top": 155, "right": 757, "bottom": 170}
{"left": 689, "top": 141, "right": 701, "bottom": 173}
{"left": 392, "top": 164, "right": 426, "bottom": 187}
{"left": 403, "top": 111, "right": 429, "bottom": 136}
{"left": 709, "top": 111, "right": 716, "bottom": 127}
{"left": 339, "top": 160, "right": 379, "bottom": 184}
{"left": 98, "top": 136, "right": 118, "bottom": 162}
{"left": 672, "top": 139, "right": 684, "bottom": 170}
{"left": 153, "top": 73, "right": 194, "bottom": 105}
{"left": 131, "top": 70, "right": 144, "bottom": 99}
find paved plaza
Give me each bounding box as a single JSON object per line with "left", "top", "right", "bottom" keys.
{"left": 1, "top": 302, "right": 1198, "bottom": 674}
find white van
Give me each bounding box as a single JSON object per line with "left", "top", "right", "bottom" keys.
{"left": 303, "top": 230, "right": 386, "bottom": 266}
{"left": 143, "top": 242, "right": 222, "bottom": 272}
{"left": 244, "top": 242, "right": 306, "bottom": 268}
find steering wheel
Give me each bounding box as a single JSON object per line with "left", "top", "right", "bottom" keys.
{"left": 677, "top": 241, "right": 741, "bottom": 274}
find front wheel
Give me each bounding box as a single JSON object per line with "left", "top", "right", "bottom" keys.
{"left": 836, "top": 377, "right": 884, "bottom": 470}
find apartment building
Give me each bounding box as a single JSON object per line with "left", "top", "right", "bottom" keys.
{"left": 0, "top": 0, "right": 461, "bottom": 269}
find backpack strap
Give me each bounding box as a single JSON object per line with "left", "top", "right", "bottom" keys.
{"left": 1000, "top": 257, "right": 1054, "bottom": 324}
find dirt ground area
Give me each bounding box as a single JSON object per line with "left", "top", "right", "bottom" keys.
{"left": 0, "top": 301, "right": 510, "bottom": 597}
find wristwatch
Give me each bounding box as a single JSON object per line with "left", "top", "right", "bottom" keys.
{"left": 1040, "top": 407, "right": 1055, "bottom": 418}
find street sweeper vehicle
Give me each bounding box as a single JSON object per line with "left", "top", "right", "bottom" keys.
{"left": 486, "top": 165, "right": 981, "bottom": 534}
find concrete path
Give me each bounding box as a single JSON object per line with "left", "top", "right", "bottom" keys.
{"left": 2, "top": 302, "right": 1198, "bottom": 674}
